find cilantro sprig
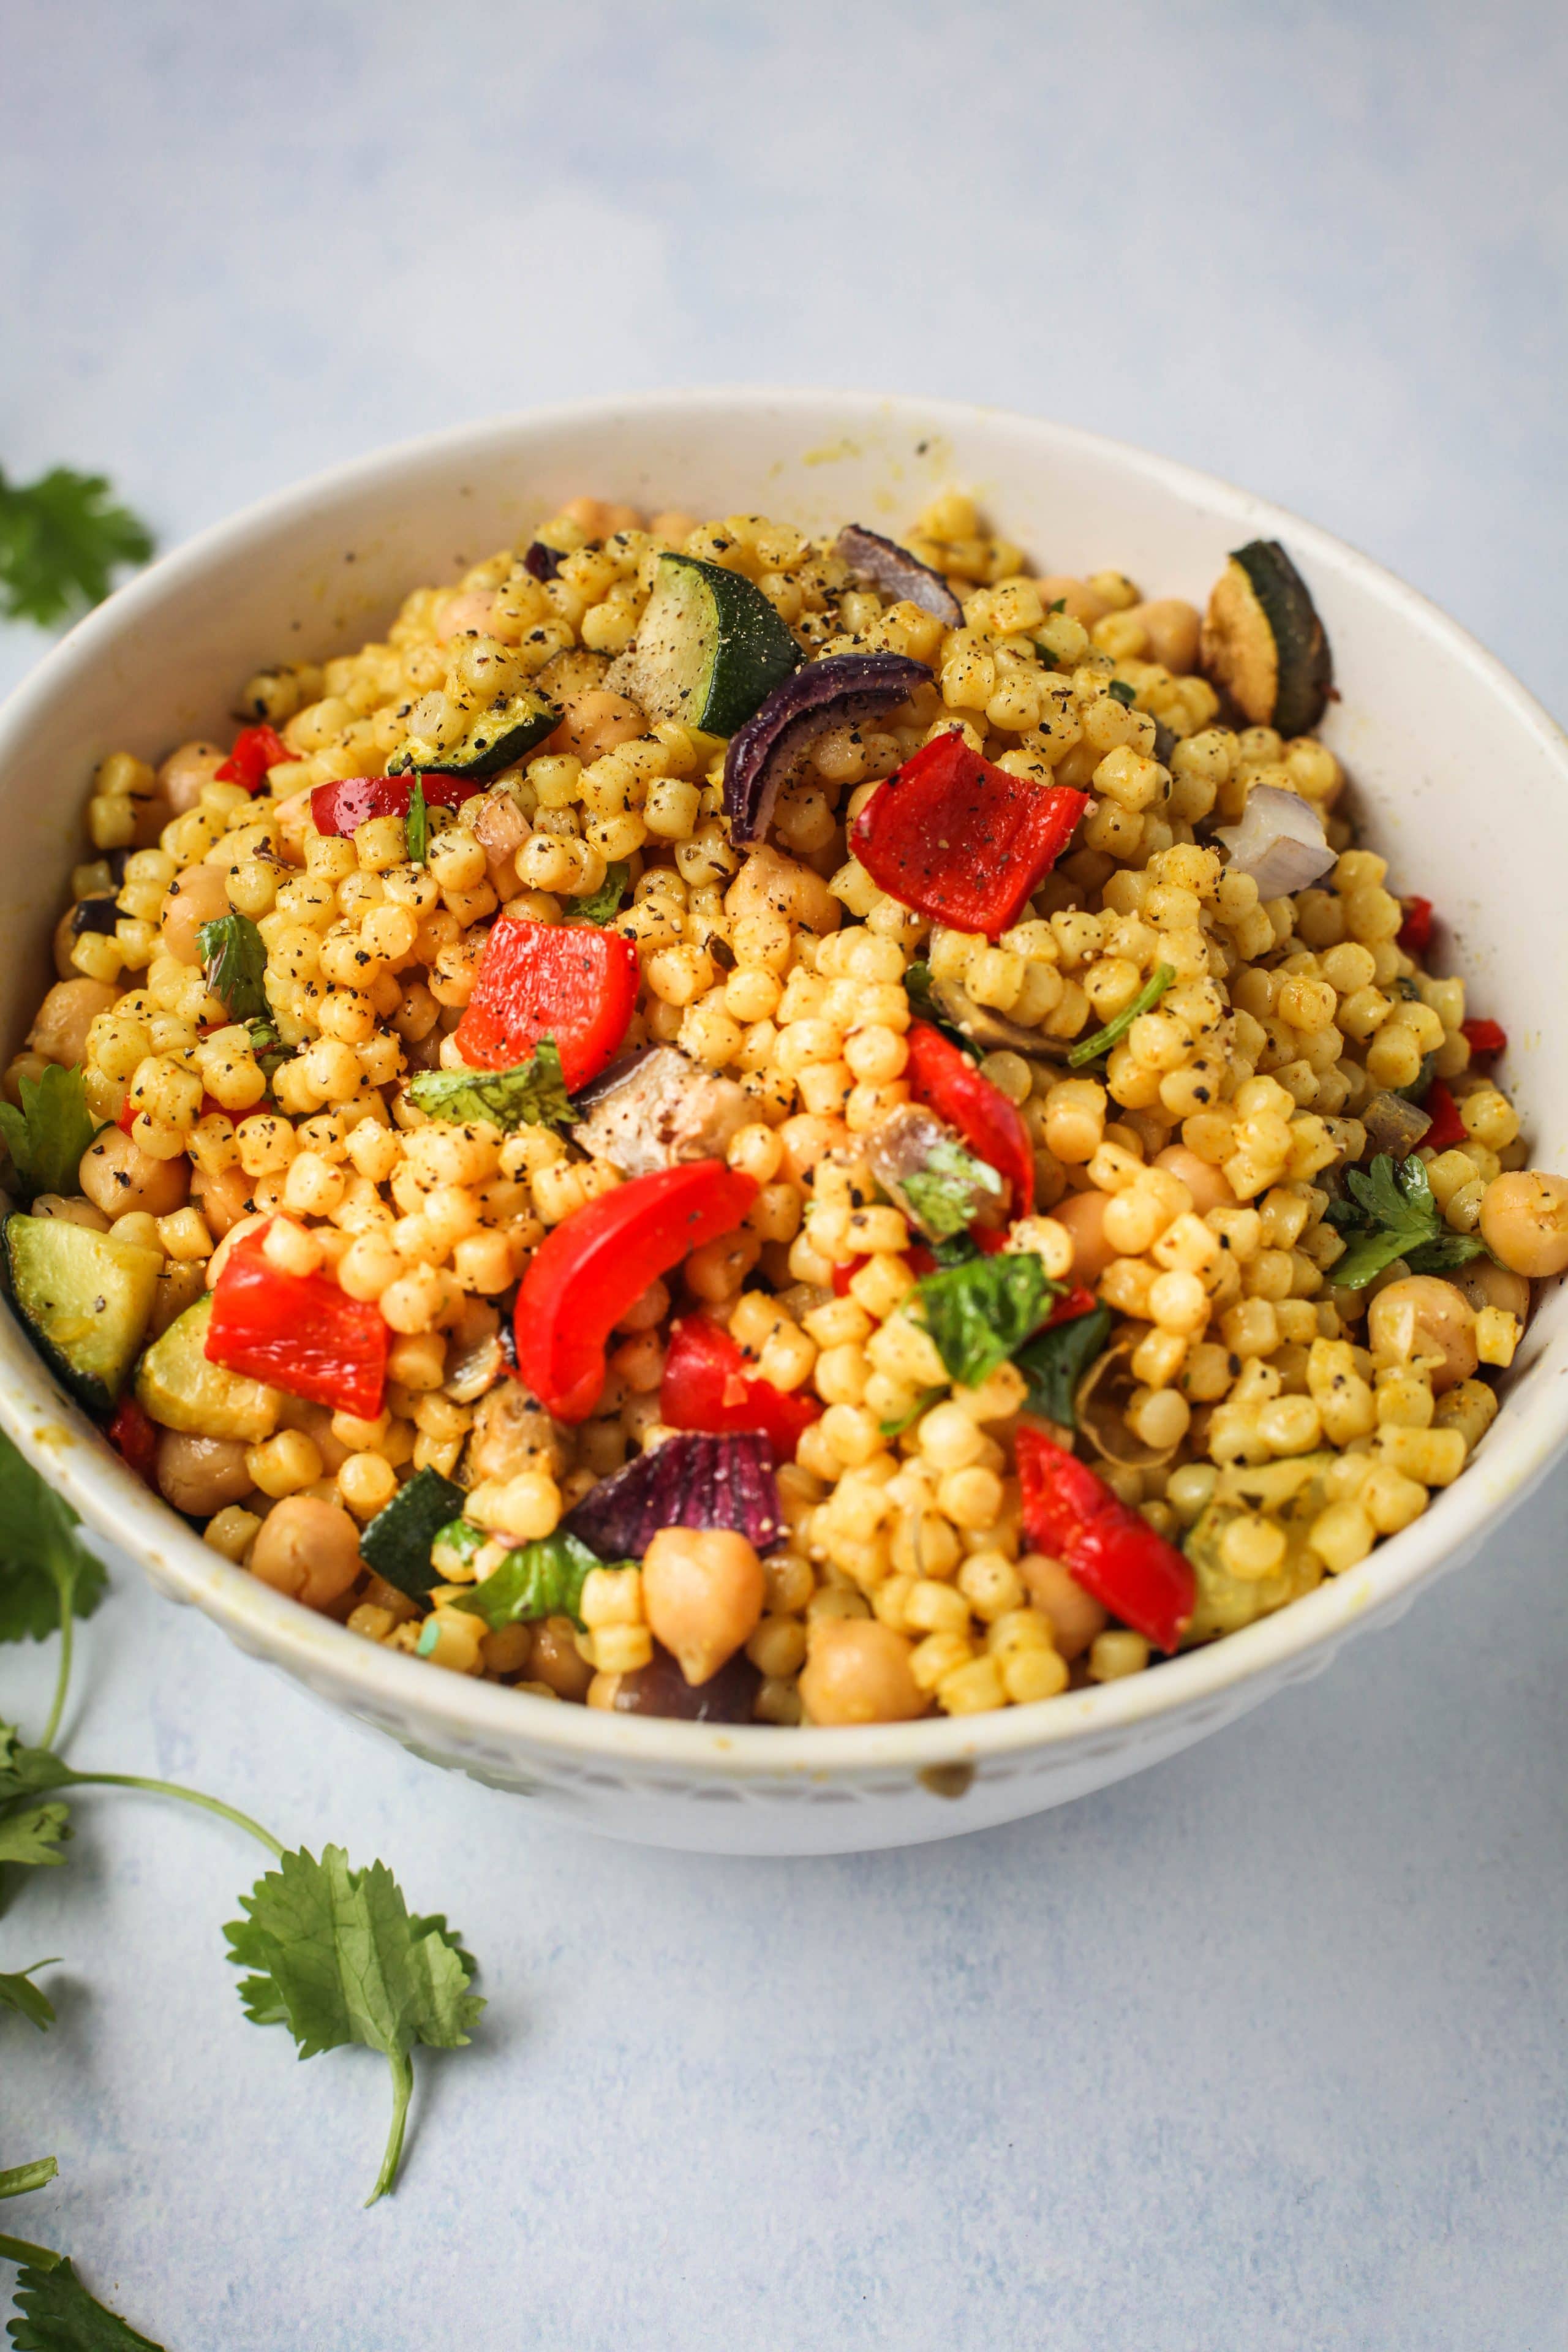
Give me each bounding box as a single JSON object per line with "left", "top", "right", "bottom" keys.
{"left": 408, "top": 1036, "right": 573, "bottom": 1130}
{"left": 0, "top": 1067, "right": 99, "bottom": 1204}
{"left": 912, "top": 1251, "right": 1057, "bottom": 1389}
{"left": 1324, "top": 1152, "right": 1488, "bottom": 1288}
{"left": 0, "top": 1429, "right": 484, "bottom": 2222}
{"left": 0, "top": 465, "right": 154, "bottom": 628}
{"left": 1014, "top": 1303, "right": 1112, "bottom": 1427}
{"left": 1068, "top": 962, "right": 1176, "bottom": 1069}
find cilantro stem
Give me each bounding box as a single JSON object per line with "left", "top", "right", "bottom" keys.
{"left": 369, "top": 2048, "right": 415, "bottom": 2206}
{"left": 1068, "top": 961, "right": 1176, "bottom": 1069}
{"left": 0, "top": 2230, "right": 62, "bottom": 2269}
{"left": 38, "top": 1569, "right": 75, "bottom": 1754}
{"left": 58, "top": 1773, "right": 284, "bottom": 1859}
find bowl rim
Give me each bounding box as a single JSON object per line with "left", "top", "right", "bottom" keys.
{"left": 4, "top": 383, "right": 1566, "bottom": 1782}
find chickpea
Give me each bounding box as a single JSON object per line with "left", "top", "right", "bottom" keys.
{"left": 799, "top": 1617, "right": 924, "bottom": 1725}
{"left": 159, "top": 862, "right": 231, "bottom": 964}
{"left": 1452, "top": 1256, "right": 1531, "bottom": 1326}
{"left": 641, "top": 1525, "right": 766, "bottom": 1686}
{"left": 1155, "top": 1145, "right": 1236, "bottom": 1216}
{"left": 158, "top": 740, "right": 228, "bottom": 815}
{"left": 249, "top": 1495, "right": 363, "bottom": 1611}
{"left": 1018, "top": 1553, "right": 1107, "bottom": 1660}
{"left": 1366, "top": 1276, "right": 1477, "bottom": 1394}
{"left": 1054, "top": 1187, "right": 1119, "bottom": 1284}
{"left": 1034, "top": 574, "right": 1111, "bottom": 625}
{"left": 529, "top": 1615, "right": 595, "bottom": 1702}
{"left": 1479, "top": 1170, "right": 1568, "bottom": 1279}
{"left": 80, "top": 1126, "right": 190, "bottom": 1221}
{"left": 724, "top": 843, "right": 841, "bottom": 937}
{"left": 154, "top": 1431, "right": 254, "bottom": 1517}
{"left": 1128, "top": 598, "right": 1202, "bottom": 674}
{"left": 27, "top": 978, "right": 119, "bottom": 1068}
{"left": 550, "top": 688, "right": 646, "bottom": 763}
{"left": 192, "top": 1161, "right": 255, "bottom": 1237}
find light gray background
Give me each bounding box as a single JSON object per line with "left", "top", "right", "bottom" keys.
{"left": 4, "top": 4, "right": 1567, "bottom": 2346}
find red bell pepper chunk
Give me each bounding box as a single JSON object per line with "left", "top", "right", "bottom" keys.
{"left": 107, "top": 1396, "right": 160, "bottom": 1488}
{"left": 1420, "top": 1078, "right": 1467, "bottom": 1153}
{"left": 660, "top": 1314, "right": 822, "bottom": 1462}
{"left": 205, "top": 1226, "right": 389, "bottom": 1419}
{"left": 905, "top": 1020, "right": 1035, "bottom": 1219}
{"left": 515, "top": 1161, "right": 759, "bottom": 1423}
{"left": 1397, "top": 895, "right": 1434, "bottom": 956}
{"left": 310, "top": 772, "right": 482, "bottom": 838}
{"left": 1016, "top": 1423, "right": 1194, "bottom": 1653}
{"left": 850, "top": 732, "right": 1088, "bottom": 940}
{"left": 1462, "top": 1017, "right": 1507, "bottom": 1060}
{"left": 455, "top": 913, "right": 639, "bottom": 1094}
{"left": 1045, "top": 1284, "right": 1099, "bottom": 1327}
{"left": 216, "top": 725, "right": 301, "bottom": 794}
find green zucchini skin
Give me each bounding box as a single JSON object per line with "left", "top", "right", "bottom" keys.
{"left": 629, "top": 553, "right": 802, "bottom": 736}
{"left": 359, "top": 1464, "right": 467, "bottom": 1599}
{"left": 1232, "top": 541, "right": 1332, "bottom": 737}
{"left": 391, "top": 686, "right": 560, "bottom": 780}
{"left": 5, "top": 1212, "right": 162, "bottom": 1416}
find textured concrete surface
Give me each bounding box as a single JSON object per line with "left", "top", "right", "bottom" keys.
{"left": 2, "top": 4, "right": 1566, "bottom": 2345}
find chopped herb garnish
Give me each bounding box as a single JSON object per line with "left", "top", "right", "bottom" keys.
{"left": 0, "top": 463, "right": 154, "bottom": 627}
{"left": 1324, "top": 1152, "right": 1487, "bottom": 1288}
{"left": 0, "top": 1065, "right": 98, "bottom": 1203}
{"left": 1068, "top": 961, "right": 1176, "bottom": 1069}
{"left": 912, "top": 1250, "right": 1057, "bottom": 1389}
{"left": 879, "top": 1385, "right": 944, "bottom": 1440}
{"left": 1048, "top": 596, "right": 1067, "bottom": 613}
{"left": 1107, "top": 679, "right": 1137, "bottom": 707}
{"left": 901, "top": 1136, "right": 1005, "bottom": 1241}
{"left": 408, "top": 1037, "right": 573, "bottom": 1131}
{"left": 1398, "top": 1049, "right": 1438, "bottom": 1106}
{"left": 569, "top": 859, "right": 630, "bottom": 924}
{"left": 404, "top": 776, "right": 428, "bottom": 864}
{"left": 1014, "top": 1303, "right": 1112, "bottom": 1427}
{"left": 452, "top": 1528, "right": 609, "bottom": 1631}
{"left": 196, "top": 911, "right": 269, "bottom": 1023}
{"left": 247, "top": 1017, "right": 293, "bottom": 1080}
{"left": 6, "top": 2252, "right": 167, "bottom": 2344}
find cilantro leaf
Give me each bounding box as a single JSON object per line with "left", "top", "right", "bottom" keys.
{"left": 195, "top": 912, "right": 268, "bottom": 1024}
{"left": 0, "top": 466, "right": 154, "bottom": 628}
{"left": 405, "top": 778, "right": 428, "bottom": 865}
{"left": 1327, "top": 1152, "right": 1485, "bottom": 1288}
{"left": 0, "top": 1962, "right": 58, "bottom": 2032}
{"left": 7, "top": 2255, "right": 165, "bottom": 2348}
{"left": 1068, "top": 962, "right": 1176, "bottom": 1069}
{"left": 0, "top": 1727, "right": 72, "bottom": 1801}
{"left": 0, "top": 1436, "right": 107, "bottom": 1647}
{"left": 1107, "top": 679, "right": 1137, "bottom": 707}
{"left": 408, "top": 1037, "right": 572, "bottom": 1131}
{"left": 224, "top": 1844, "right": 484, "bottom": 2204}
{"left": 0, "top": 1806, "right": 72, "bottom": 1871}
{"left": 568, "top": 861, "right": 630, "bottom": 924}
{"left": 0, "top": 1068, "right": 97, "bottom": 1202}
{"left": 450, "top": 1528, "right": 605, "bottom": 1632}
{"left": 900, "top": 1136, "right": 1005, "bottom": 1242}
{"left": 912, "top": 1251, "right": 1055, "bottom": 1389}
{"left": 1014, "top": 1302, "right": 1113, "bottom": 1427}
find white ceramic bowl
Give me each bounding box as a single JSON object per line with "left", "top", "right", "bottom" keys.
{"left": 3, "top": 390, "right": 1565, "bottom": 1855}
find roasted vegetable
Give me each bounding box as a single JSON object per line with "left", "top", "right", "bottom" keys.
{"left": 1183, "top": 1455, "right": 1333, "bottom": 1642}
{"left": 359, "top": 1467, "right": 468, "bottom": 1600}
{"left": 4, "top": 1212, "right": 162, "bottom": 1415}
{"left": 570, "top": 1046, "right": 752, "bottom": 1180}
{"left": 564, "top": 1430, "right": 782, "bottom": 1558}
{"left": 723, "top": 651, "right": 930, "bottom": 846}
{"left": 834, "top": 524, "right": 963, "bottom": 625}
{"left": 1200, "top": 539, "right": 1332, "bottom": 737}
{"left": 390, "top": 685, "right": 559, "bottom": 779}
{"left": 135, "top": 1292, "right": 281, "bottom": 1443}
{"left": 624, "top": 552, "right": 802, "bottom": 737}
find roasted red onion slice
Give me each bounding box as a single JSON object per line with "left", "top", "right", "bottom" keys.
{"left": 723, "top": 652, "right": 931, "bottom": 845}
{"left": 1213, "top": 783, "right": 1335, "bottom": 899}
{"left": 836, "top": 524, "right": 965, "bottom": 626}
{"left": 522, "top": 540, "right": 564, "bottom": 581}
{"left": 562, "top": 1430, "right": 782, "bottom": 1557}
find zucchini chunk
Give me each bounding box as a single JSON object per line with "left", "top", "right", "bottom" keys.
{"left": 5, "top": 1212, "right": 162, "bottom": 1415}
{"left": 624, "top": 553, "right": 802, "bottom": 736}
{"left": 135, "top": 1290, "right": 281, "bottom": 1443}
{"left": 390, "top": 685, "right": 560, "bottom": 780}
{"left": 359, "top": 1464, "right": 467, "bottom": 1599}
{"left": 1182, "top": 1452, "right": 1333, "bottom": 1642}
{"left": 1200, "top": 540, "right": 1332, "bottom": 737}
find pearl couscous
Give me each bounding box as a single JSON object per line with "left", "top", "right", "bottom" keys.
{"left": 7, "top": 488, "right": 1564, "bottom": 1729}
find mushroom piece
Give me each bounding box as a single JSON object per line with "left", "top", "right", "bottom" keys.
{"left": 929, "top": 974, "right": 1074, "bottom": 1065}
{"left": 570, "top": 1046, "right": 752, "bottom": 1180}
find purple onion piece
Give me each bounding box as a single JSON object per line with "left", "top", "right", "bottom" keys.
{"left": 564, "top": 1431, "right": 782, "bottom": 1558}
{"left": 723, "top": 653, "right": 932, "bottom": 846}
{"left": 612, "top": 1642, "right": 762, "bottom": 1719}
{"left": 835, "top": 524, "right": 965, "bottom": 627}
{"left": 522, "top": 540, "right": 563, "bottom": 581}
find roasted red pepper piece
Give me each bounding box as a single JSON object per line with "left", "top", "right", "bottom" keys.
{"left": 216, "top": 725, "right": 301, "bottom": 794}
{"left": 1016, "top": 1424, "right": 1194, "bottom": 1653}
{"left": 310, "top": 772, "right": 481, "bottom": 837}
{"left": 1420, "top": 1078, "right": 1466, "bottom": 1153}
{"left": 107, "top": 1396, "right": 159, "bottom": 1487}
{"left": 1044, "top": 1284, "right": 1099, "bottom": 1327}
{"left": 660, "top": 1314, "right": 822, "bottom": 1461}
{"left": 1396, "top": 895, "right": 1434, "bottom": 956}
{"left": 455, "top": 913, "right": 638, "bottom": 1093}
{"left": 205, "top": 1226, "right": 388, "bottom": 1418}
{"left": 905, "top": 1020, "right": 1035, "bottom": 1218}
{"left": 850, "top": 733, "right": 1088, "bottom": 940}
{"left": 515, "top": 1161, "right": 760, "bottom": 1423}
{"left": 1461, "top": 1017, "right": 1507, "bottom": 1060}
